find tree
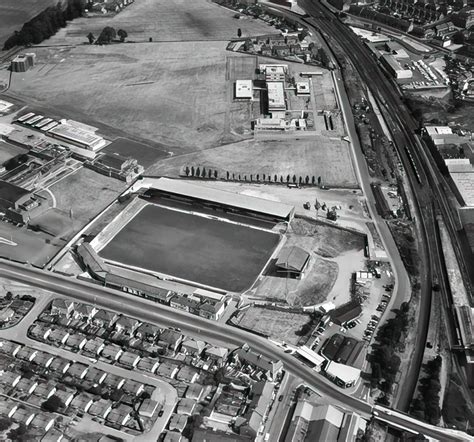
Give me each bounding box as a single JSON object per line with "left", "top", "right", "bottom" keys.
{"left": 256, "top": 174, "right": 260, "bottom": 181}
{"left": 237, "top": 28, "right": 242, "bottom": 38}
{"left": 87, "top": 32, "right": 95, "bottom": 44}
{"left": 226, "top": 171, "right": 230, "bottom": 180}
{"left": 196, "top": 167, "right": 200, "bottom": 177}
{"left": 97, "top": 26, "right": 116, "bottom": 45}
{"left": 317, "top": 176, "right": 321, "bottom": 186}
{"left": 191, "top": 166, "right": 195, "bottom": 176}
{"left": 316, "top": 47, "right": 330, "bottom": 67}
{"left": 214, "top": 170, "right": 218, "bottom": 179}
{"left": 201, "top": 167, "right": 206, "bottom": 178}
{"left": 262, "top": 174, "right": 265, "bottom": 181}
{"left": 286, "top": 175, "right": 290, "bottom": 183}
{"left": 185, "top": 166, "right": 190, "bottom": 176}
{"left": 452, "top": 31, "right": 465, "bottom": 45}
{"left": 117, "top": 29, "right": 128, "bottom": 42}
{"left": 208, "top": 168, "right": 212, "bottom": 178}
{"left": 0, "top": 418, "right": 12, "bottom": 431}
{"left": 305, "top": 175, "right": 309, "bottom": 184}
{"left": 292, "top": 174, "right": 297, "bottom": 183}
{"left": 42, "top": 395, "right": 65, "bottom": 412}
{"left": 274, "top": 174, "right": 278, "bottom": 182}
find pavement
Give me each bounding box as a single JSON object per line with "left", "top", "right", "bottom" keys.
{"left": 0, "top": 260, "right": 470, "bottom": 441}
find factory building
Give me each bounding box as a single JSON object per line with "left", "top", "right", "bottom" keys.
{"left": 267, "top": 81, "right": 286, "bottom": 112}
{"left": 48, "top": 122, "right": 106, "bottom": 151}
{"left": 380, "top": 54, "right": 412, "bottom": 80}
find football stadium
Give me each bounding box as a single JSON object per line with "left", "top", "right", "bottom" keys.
{"left": 89, "top": 178, "right": 294, "bottom": 293}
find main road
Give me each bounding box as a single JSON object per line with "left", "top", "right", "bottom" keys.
{"left": 0, "top": 259, "right": 470, "bottom": 441}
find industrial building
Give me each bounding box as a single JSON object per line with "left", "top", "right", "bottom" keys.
{"left": 48, "top": 122, "right": 106, "bottom": 151}
{"left": 267, "top": 81, "right": 286, "bottom": 112}
{"left": 11, "top": 53, "right": 36, "bottom": 73}
{"left": 87, "top": 152, "right": 144, "bottom": 183}
{"left": 0, "top": 180, "right": 45, "bottom": 224}
{"left": 235, "top": 80, "right": 253, "bottom": 100}
{"left": 260, "top": 64, "right": 287, "bottom": 82}
{"left": 380, "top": 54, "right": 412, "bottom": 80}
{"left": 143, "top": 177, "right": 295, "bottom": 222}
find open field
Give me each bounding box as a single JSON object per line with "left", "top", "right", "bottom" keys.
{"left": 0, "top": 0, "right": 60, "bottom": 46}
{"left": 100, "top": 204, "right": 281, "bottom": 292}
{"left": 7, "top": 44, "right": 259, "bottom": 154}
{"left": 231, "top": 306, "right": 311, "bottom": 345}
{"left": 49, "top": 167, "right": 125, "bottom": 227}
{"left": 5, "top": 0, "right": 272, "bottom": 155}
{"left": 151, "top": 137, "right": 358, "bottom": 188}
{"left": 0, "top": 222, "right": 60, "bottom": 267}
{"left": 48, "top": 0, "right": 273, "bottom": 44}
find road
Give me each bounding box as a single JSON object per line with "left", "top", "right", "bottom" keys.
{"left": 274, "top": 0, "right": 474, "bottom": 414}
{"left": 0, "top": 260, "right": 470, "bottom": 441}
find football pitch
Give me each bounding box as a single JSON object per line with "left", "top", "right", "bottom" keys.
{"left": 99, "top": 204, "right": 280, "bottom": 292}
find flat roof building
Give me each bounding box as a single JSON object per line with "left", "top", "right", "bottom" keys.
{"left": 235, "top": 80, "right": 253, "bottom": 100}
{"left": 267, "top": 81, "right": 286, "bottom": 112}
{"left": 48, "top": 123, "right": 106, "bottom": 151}
{"left": 380, "top": 54, "right": 412, "bottom": 80}
{"left": 296, "top": 81, "right": 310, "bottom": 95}
{"left": 324, "top": 361, "right": 361, "bottom": 388}
{"left": 146, "top": 177, "right": 295, "bottom": 222}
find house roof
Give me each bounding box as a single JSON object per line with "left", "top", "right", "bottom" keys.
{"left": 177, "top": 398, "right": 196, "bottom": 415}
{"left": 236, "top": 347, "right": 282, "bottom": 373}
{"left": 181, "top": 339, "right": 206, "bottom": 353}
{"left": 185, "top": 383, "right": 204, "bottom": 400}
{"left": 169, "top": 413, "right": 188, "bottom": 432}
{"left": 160, "top": 329, "right": 182, "bottom": 345}
{"left": 276, "top": 246, "right": 310, "bottom": 272}
{"left": 206, "top": 345, "right": 229, "bottom": 359}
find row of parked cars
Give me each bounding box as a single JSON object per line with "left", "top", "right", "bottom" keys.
{"left": 363, "top": 315, "right": 380, "bottom": 341}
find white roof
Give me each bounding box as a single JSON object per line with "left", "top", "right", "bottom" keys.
{"left": 151, "top": 178, "right": 294, "bottom": 219}
{"left": 235, "top": 80, "right": 253, "bottom": 98}
{"left": 325, "top": 361, "right": 361, "bottom": 384}
{"left": 297, "top": 346, "right": 325, "bottom": 367}
{"left": 267, "top": 82, "right": 286, "bottom": 110}
{"left": 48, "top": 123, "right": 105, "bottom": 149}
{"left": 450, "top": 172, "right": 474, "bottom": 206}
{"left": 425, "top": 125, "right": 453, "bottom": 136}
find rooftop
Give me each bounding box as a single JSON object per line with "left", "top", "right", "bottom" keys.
{"left": 0, "top": 180, "right": 30, "bottom": 208}
{"left": 276, "top": 246, "right": 310, "bottom": 272}
{"left": 149, "top": 178, "right": 294, "bottom": 219}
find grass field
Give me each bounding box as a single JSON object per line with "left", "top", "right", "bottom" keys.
{"left": 49, "top": 167, "right": 125, "bottom": 227}
{"left": 99, "top": 204, "right": 280, "bottom": 292}
{"left": 150, "top": 137, "right": 358, "bottom": 188}
{"left": 6, "top": 0, "right": 271, "bottom": 155}
{"left": 232, "top": 307, "right": 311, "bottom": 345}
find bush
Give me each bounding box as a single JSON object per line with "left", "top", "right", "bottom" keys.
{"left": 41, "top": 395, "right": 65, "bottom": 412}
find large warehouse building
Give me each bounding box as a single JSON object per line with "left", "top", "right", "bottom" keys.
{"left": 142, "top": 178, "right": 295, "bottom": 223}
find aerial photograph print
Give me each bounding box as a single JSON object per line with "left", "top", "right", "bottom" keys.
{"left": 0, "top": 0, "right": 473, "bottom": 440}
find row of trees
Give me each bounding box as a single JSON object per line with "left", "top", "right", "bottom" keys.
{"left": 3, "top": 0, "right": 86, "bottom": 50}
{"left": 88, "top": 27, "right": 128, "bottom": 45}
{"left": 183, "top": 166, "right": 323, "bottom": 186}
{"left": 410, "top": 356, "right": 442, "bottom": 424}
{"left": 369, "top": 302, "right": 410, "bottom": 404}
